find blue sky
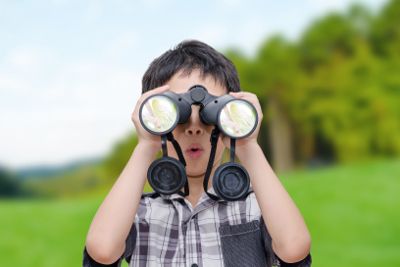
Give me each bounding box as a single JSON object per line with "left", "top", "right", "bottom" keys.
{"left": 0, "top": 0, "right": 388, "bottom": 168}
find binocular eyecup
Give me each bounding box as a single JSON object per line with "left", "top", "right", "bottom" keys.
{"left": 147, "top": 157, "right": 187, "bottom": 195}
{"left": 213, "top": 162, "right": 250, "bottom": 201}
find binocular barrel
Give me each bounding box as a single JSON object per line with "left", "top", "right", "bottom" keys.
{"left": 140, "top": 85, "right": 258, "bottom": 139}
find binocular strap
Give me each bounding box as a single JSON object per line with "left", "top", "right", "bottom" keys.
{"left": 165, "top": 133, "right": 189, "bottom": 197}
{"left": 203, "top": 127, "right": 222, "bottom": 201}
{"left": 204, "top": 128, "right": 253, "bottom": 201}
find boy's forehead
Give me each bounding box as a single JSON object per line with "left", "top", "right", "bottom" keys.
{"left": 166, "top": 70, "right": 228, "bottom": 96}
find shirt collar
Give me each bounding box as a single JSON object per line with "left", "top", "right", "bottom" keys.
{"left": 156, "top": 186, "right": 253, "bottom": 202}
{"left": 159, "top": 186, "right": 224, "bottom": 202}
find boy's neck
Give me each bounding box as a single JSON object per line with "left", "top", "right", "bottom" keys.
{"left": 185, "top": 168, "right": 216, "bottom": 208}
{"left": 185, "top": 174, "right": 205, "bottom": 208}
{"left": 184, "top": 156, "right": 222, "bottom": 208}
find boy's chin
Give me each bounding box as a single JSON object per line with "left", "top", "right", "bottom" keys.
{"left": 185, "top": 168, "right": 207, "bottom": 178}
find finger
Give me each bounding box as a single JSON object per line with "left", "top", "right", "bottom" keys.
{"left": 228, "top": 93, "right": 262, "bottom": 120}
{"left": 229, "top": 91, "right": 258, "bottom": 99}
{"left": 229, "top": 92, "right": 244, "bottom": 98}
{"left": 230, "top": 93, "right": 259, "bottom": 106}
{"left": 142, "top": 84, "right": 170, "bottom": 99}
{"left": 242, "top": 94, "right": 260, "bottom": 105}
{"left": 136, "top": 84, "right": 170, "bottom": 108}
{"left": 237, "top": 92, "right": 257, "bottom": 98}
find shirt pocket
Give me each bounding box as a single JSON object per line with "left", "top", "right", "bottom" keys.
{"left": 219, "top": 220, "right": 267, "bottom": 267}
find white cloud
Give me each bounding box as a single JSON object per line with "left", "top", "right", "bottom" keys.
{"left": 305, "top": 0, "right": 350, "bottom": 10}
{"left": 217, "top": 0, "right": 245, "bottom": 8}
{"left": 231, "top": 16, "right": 277, "bottom": 56}
{"left": 84, "top": 0, "right": 104, "bottom": 23}
{"left": 0, "top": 47, "right": 142, "bottom": 168}
{"left": 191, "top": 24, "right": 229, "bottom": 49}
{"left": 3, "top": 46, "right": 49, "bottom": 73}
{"left": 104, "top": 31, "right": 139, "bottom": 59}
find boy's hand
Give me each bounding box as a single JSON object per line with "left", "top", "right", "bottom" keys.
{"left": 221, "top": 91, "right": 263, "bottom": 151}
{"left": 131, "top": 85, "right": 170, "bottom": 153}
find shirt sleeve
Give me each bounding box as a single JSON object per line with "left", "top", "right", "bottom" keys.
{"left": 274, "top": 254, "right": 312, "bottom": 267}
{"left": 83, "top": 246, "right": 122, "bottom": 267}
{"left": 82, "top": 223, "right": 137, "bottom": 267}
{"left": 259, "top": 218, "right": 312, "bottom": 267}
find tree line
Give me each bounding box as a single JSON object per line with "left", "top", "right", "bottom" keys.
{"left": 226, "top": 0, "right": 400, "bottom": 170}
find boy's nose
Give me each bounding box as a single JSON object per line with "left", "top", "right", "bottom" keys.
{"left": 184, "top": 106, "right": 205, "bottom": 136}
{"left": 185, "top": 127, "right": 204, "bottom": 136}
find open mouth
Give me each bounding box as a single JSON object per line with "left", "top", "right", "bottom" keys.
{"left": 186, "top": 145, "right": 204, "bottom": 159}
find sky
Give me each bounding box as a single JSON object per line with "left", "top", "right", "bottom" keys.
{"left": 0, "top": 0, "right": 388, "bottom": 169}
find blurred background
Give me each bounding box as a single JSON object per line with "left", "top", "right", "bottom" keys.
{"left": 1, "top": 0, "right": 399, "bottom": 266}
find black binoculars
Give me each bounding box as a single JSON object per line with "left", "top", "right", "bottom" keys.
{"left": 139, "top": 85, "right": 258, "bottom": 201}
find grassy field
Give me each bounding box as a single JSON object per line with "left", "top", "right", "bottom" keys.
{"left": 1, "top": 158, "right": 399, "bottom": 266}
{"left": 281, "top": 158, "right": 400, "bottom": 266}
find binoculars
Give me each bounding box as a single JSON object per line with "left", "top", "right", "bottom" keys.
{"left": 139, "top": 85, "right": 258, "bottom": 201}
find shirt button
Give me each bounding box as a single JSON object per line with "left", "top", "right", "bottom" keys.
{"left": 191, "top": 264, "right": 198, "bottom": 267}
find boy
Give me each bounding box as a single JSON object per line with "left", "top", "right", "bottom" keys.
{"left": 83, "top": 40, "right": 311, "bottom": 267}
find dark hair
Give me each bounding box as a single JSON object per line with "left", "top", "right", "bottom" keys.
{"left": 142, "top": 40, "right": 241, "bottom": 94}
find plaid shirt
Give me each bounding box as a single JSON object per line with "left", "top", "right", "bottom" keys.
{"left": 83, "top": 188, "right": 311, "bottom": 267}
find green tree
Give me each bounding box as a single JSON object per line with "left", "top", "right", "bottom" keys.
{"left": 0, "top": 167, "right": 30, "bottom": 198}
{"left": 370, "top": 0, "right": 400, "bottom": 57}
{"left": 102, "top": 132, "right": 138, "bottom": 183}
{"left": 227, "top": 0, "right": 400, "bottom": 168}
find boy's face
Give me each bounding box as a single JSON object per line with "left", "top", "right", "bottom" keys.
{"left": 165, "top": 69, "right": 227, "bottom": 179}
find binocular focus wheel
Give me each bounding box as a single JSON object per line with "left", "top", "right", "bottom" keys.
{"left": 213, "top": 162, "right": 250, "bottom": 201}
{"left": 148, "top": 157, "right": 187, "bottom": 195}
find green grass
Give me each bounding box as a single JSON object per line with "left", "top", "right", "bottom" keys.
{"left": 1, "top": 158, "right": 399, "bottom": 266}
{"left": 281, "top": 158, "right": 400, "bottom": 266}
{"left": 0, "top": 197, "right": 101, "bottom": 267}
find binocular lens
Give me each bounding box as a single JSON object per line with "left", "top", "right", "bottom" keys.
{"left": 213, "top": 163, "right": 250, "bottom": 201}
{"left": 148, "top": 157, "right": 187, "bottom": 195}
{"left": 219, "top": 99, "right": 257, "bottom": 138}
{"left": 141, "top": 95, "right": 178, "bottom": 134}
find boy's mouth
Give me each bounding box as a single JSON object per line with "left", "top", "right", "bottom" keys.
{"left": 185, "top": 144, "right": 204, "bottom": 159}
